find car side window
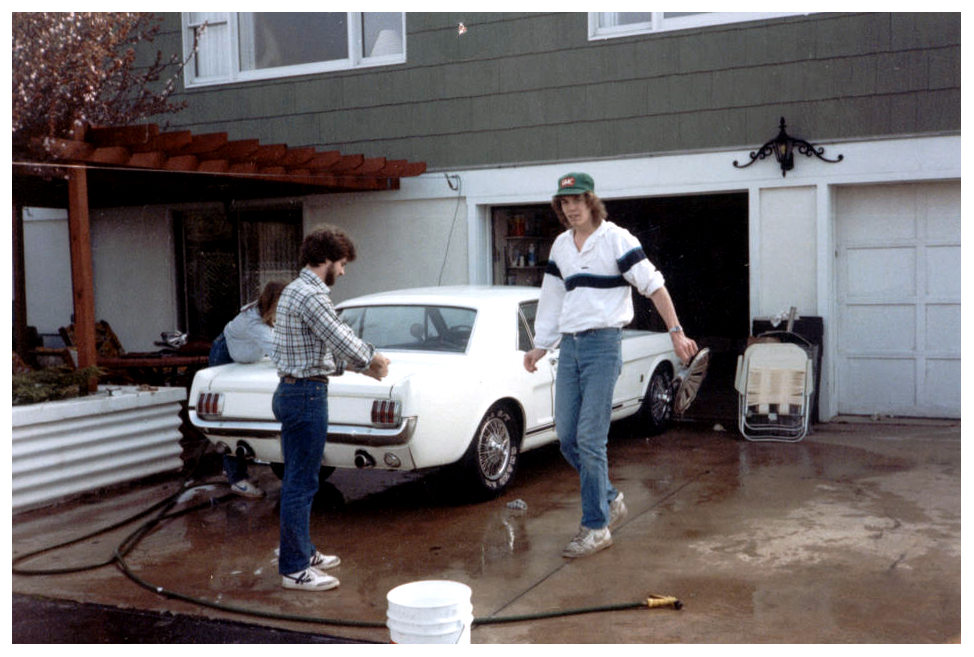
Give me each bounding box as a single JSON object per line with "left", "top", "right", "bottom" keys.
{"left": 339, "top": 305, "right": 475, "bottom": 353}
{"left": 517, "top": 302, "right": 538, "bottom": 352}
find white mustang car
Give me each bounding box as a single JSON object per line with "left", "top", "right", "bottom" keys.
{"left": 188, "top": 286, "right": 706, "bottom": 497}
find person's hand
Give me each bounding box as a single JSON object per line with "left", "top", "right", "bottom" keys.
{"left": 671, "top": 332, "right": 699, "bottom": 365}
{"left": 363, "top": 352, "right": 390, "bottom": 380}
{"left": 523, "top": 348, "right": 546, "bottom": 373}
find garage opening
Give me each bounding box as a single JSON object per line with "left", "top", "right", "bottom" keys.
{"left": 604, "top": 193, "right": 749, "bottom": 340}
{"left": 492, "top": 191, "right": 749, "bottom": 422}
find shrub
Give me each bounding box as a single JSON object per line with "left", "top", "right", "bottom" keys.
{"left": 12, "top": 366, "right": 104, "bottom": 406}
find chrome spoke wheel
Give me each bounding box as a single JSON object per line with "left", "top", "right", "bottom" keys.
{"left": 477, "top": 417, "right": 512, "bottom": 482}
{"left": 648, "top": 370, "right": 673, "bottom": 425}
{"left": 639, "top": 367, "right": 674, "bottom": 436}
{"left": 463, "top": 405, "right": 520, "bottom": 497}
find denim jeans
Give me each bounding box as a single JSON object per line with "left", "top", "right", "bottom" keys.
{"left": 210, "top": 333, "right": 245, "bottom": 482}
{"left": 222, "top": 454, "right": 248, "bottom": 485}
{"left": 208, "top": 332, "right": 233, "bottom": 367}
{"left": 272, "top": 378, "right": 329, "bottom": 575}
{"left": 555, "top": 328, "right": 623, "bottom": 530}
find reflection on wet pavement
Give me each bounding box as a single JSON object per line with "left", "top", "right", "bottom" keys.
{"left": 12, "top": 421, "right": 961, "bottom": 643}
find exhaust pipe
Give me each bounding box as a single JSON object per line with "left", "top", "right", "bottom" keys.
{"left": 354, "top": 450, "right": 376, "bottom": 469}
{"left": 235, "top": 441, "right": 256, "bottom": 461}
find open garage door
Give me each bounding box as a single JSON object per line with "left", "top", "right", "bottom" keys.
{"left": 608, "top": 193, "right": 749, "bottom": 423}
{"left": 835, "top": 182, "right": 960, "bottom": 418}
{"left": 606, "top": 193, "right": 750, "bottom": 342}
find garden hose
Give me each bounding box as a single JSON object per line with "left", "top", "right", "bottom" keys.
{"left": 13, "top": 443, "right": 683, "bottom": 634}
{"left": 12, "top": 438, "right": 217, "bottom": 577}
{"left": 472, "top": 595, "right": 681, "bottom": 627}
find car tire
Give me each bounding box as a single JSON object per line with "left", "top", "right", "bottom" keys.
{"left": 270, "top": 462, "right": 336, "bottom": 482}
{"left": 639, "top": 366, "right": 674, "bottom": 436}
{"left": 461, "top": 405, "right": 520, "bottom": 498}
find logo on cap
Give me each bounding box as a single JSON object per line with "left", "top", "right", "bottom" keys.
{"left": 560, "top": 176, "right": 575, "bottom": 188}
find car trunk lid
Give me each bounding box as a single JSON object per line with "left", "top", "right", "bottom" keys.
{"left": 200, "top": 353, "right": 458, "bottom": 425}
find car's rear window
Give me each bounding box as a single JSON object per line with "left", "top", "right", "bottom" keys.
{"left": 339, "top": 305, "right": 477, "bottom": 353}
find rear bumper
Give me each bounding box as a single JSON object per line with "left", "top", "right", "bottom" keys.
{"left": 188, "top": 411, "right": 419, "bottom": 470}
{"left": 188, "top": 411, "right": 416, "bottom": 447}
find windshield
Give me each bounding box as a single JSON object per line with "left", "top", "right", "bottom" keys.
{"left": 339, "top": 305, "right": 477, "bottom": 353}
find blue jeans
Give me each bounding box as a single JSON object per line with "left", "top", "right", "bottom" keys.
{"left": 222, "top": 454, "right": 249, "bottom": 485}
{"left": 208, "top": 333, "right": 232, "bottom": 367}
{"left": 555, "top": 328, "right": 623, "bottom": 530}
{"left": 272, "top": 378, "right": 329, "bottom": 575}
{"left": 210, "top": 333, "right": 245, "bottom": 482}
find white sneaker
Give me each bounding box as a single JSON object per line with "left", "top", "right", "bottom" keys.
{"left": 609, "top": 492, "right": 628, "bottom": 530}
{"left": 229, "top": 479, "right": 265, "bottom": 498}
{"left": 562, "top": 525, "right": 613, "bottom": 558}
{"left": 309, "top": 550, "right": 341, "bottom": 570}
{"left": 281, "top": 567, "right": 339, "bottom": 591}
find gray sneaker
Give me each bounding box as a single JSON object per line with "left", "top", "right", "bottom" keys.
{"left": 609, "top": 491, "right": 628, "bottom": 530}
{"left": 562, "top": 526, "right": 612, "bottom": 558}
{"left": 281, "top": 566, "right": 339, "bottom": 591}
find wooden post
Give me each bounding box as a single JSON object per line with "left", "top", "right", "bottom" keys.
{"left": 12, "top": 203, "right": 31, "bottom": 363}
{"left": 67, "top": 124, "right": 98, "bottom": 389}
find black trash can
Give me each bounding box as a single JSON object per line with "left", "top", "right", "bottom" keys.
{"left": 752, "top": 316, "right": 823, "bottom": 423}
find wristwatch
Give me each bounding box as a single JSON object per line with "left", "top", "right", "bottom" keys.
{"left": 669, "top": 325, "right": 683, "bottom": 334}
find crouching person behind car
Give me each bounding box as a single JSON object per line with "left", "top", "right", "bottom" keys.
{"left": 208, "top": 280, "right": 286, "bottom": 499}
{"left": 524, "top": 172, "right": 698, "bottom": 559}
{"left": 272, "top": 225, "right": 390, "bottom": 591}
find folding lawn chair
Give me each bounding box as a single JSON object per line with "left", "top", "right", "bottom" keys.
{"left": 734, "top": 341, "right": 814, "bottom": 442}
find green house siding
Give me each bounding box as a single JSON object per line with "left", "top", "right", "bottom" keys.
{"left": 157, "top": 12, "right": 960, "bottom": 171}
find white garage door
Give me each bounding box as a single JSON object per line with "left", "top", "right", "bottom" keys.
{"left": 835, "top": 182, "right": 960, "bottom": 418}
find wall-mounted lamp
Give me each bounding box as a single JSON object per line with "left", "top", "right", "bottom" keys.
{"left": 733, "top": 117, "right": 843, "bottom": 177}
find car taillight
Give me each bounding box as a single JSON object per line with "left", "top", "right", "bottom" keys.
{"left": 197, "top": 392, "right": 224, "bottom": 419}
{"left": 371, "top": 400, "right": 401, "bottom": 427}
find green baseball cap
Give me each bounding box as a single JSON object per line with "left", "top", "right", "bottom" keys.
{"left": 555, "top": 172, "right": 595, "bottom": 196}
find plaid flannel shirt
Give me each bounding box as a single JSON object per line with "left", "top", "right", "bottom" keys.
{"left": 272, "top": 268, "right": 375, "bottom": 379}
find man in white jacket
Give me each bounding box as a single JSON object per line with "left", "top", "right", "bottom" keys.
{"left": 524, "top": 172, "right": 698, "bottom": 558}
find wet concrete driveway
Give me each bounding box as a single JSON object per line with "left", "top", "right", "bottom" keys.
{"left": 12, "top": 419, "right": 961, "bottom": 643}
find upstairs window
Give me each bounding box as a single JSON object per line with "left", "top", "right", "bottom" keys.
{"left": 183, "top": 12, "right": 405, "bottom": 87}
{"left": 588, "top": 12, "right": 807, "bottom": 40}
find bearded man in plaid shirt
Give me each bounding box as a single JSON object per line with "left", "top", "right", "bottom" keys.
{"left": 272, "top": 225, "right": 390, "bottom": 591}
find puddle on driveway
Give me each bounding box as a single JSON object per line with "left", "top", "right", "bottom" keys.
{"left": 13, "top": 422, "right": 961, "bottom": 643}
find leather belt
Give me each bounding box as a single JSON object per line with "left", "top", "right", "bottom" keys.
{"left": 563, "top": 327, "right": 621, "bottom": 337}
{"left": 280, "top": 375, "right": 329, "bottom": 384}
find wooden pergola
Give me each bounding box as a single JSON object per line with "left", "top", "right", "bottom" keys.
{"left": 12, "top": 122, "right": 427, "bottom": 380}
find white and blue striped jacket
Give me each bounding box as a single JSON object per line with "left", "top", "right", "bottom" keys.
{"left": 533, "top": 220, "right": 665, "bottom": 350}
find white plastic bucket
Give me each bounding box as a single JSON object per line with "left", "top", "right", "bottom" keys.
{"left": 386, "top": 580, "right": 473, "bottom": 644}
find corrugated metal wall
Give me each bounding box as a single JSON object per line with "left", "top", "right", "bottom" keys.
{"left": 12, "top": 387, "right": 187, "bottom": 513}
